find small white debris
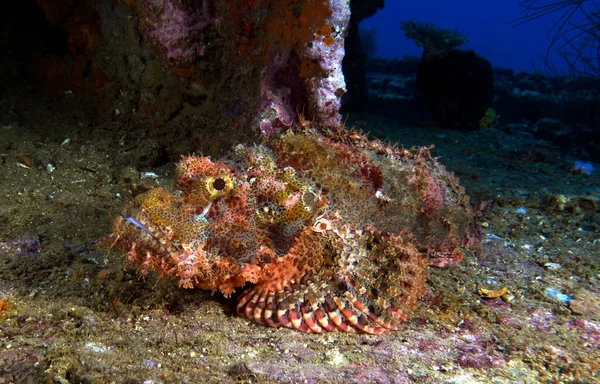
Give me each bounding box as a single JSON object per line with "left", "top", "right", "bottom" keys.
{"left": 140, "top": 172, "right": 159, "bottom": 179}
{"left": 544, "top": 286, "right": 572, "bottom": 303}
{"left": 544, "top": 262, "right": 562, "bottom": 271}
{"left": 324, "top": 348, "right": 346, "bottom": 366}
{"left": 515, "top": 207, "right": 528, "bottom": 215}
{"left": 61, "top": 138, "right": 70, "bottom": 146}
{"left": 45, "top": 163, "right": 55, "bottom": 173}
{"left": 16, "top": 162, "right": 31, "bottom": 169}
{"left": 375, "top": 190, "right": 392, "bottom": 202}
{"left": 83, "top": 342, "right": 108, "bottom": 353}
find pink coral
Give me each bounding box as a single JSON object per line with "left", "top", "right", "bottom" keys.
{"left": 137, "top": 0, "right": 214, "bottom": 64}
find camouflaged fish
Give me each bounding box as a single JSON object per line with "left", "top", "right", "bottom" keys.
{"left": 110, "top": 125, "right": 481, "bottom": 334}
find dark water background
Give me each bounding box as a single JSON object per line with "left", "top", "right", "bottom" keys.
{"left": 361, "top": 0, "right": 590, "bottom": 74}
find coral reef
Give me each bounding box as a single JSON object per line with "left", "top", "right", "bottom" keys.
{"left": 110, "top": 124, "right": 483, "bottom": 334}
{"left": 400, "top": 20, "right": 469, "bottom": 54}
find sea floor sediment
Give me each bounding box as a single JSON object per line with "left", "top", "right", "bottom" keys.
{"left": 0, "top": 103, "right": 598, "bottom": 383}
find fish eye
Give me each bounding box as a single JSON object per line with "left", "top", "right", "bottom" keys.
{"left": 205, "top": 175, "right": 233, "bottom": 199}
{"left": 212, "top": 178, "right": 226, "bottom": 191}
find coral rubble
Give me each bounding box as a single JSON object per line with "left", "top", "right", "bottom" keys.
{"left": 110, "top": 124, "right": 483, "bottom": 334}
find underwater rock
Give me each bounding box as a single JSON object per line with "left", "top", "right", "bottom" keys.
{"left": 121, "top": 0, "right": 351, "bottom": 133}
{"left": 122, "top": 0, "right": 215, "bottom": 65}
{"left": 15, "top": 0, "right": 352, "bottom": 155}
{"left": 110, "top": 125, "right": 484, "bottom": 334}
{"left": 417, "top": 49, "right": 494, "bottom": 130}
{"left": 527, "top": 118, "right": 573, "bottom": 143}
{"left": 395, "top": 21, "right": 494, "bottom": 129}
{"left": 34, "top": 0, "right": 107, "bottom": 97}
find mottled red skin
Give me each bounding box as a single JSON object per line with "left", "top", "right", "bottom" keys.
{"left": 110, "top": 125, "right": 483, "bottom": 333}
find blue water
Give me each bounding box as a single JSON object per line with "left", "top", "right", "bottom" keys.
{"left": 361, "top": 0, "right": 593, "bottom": 74}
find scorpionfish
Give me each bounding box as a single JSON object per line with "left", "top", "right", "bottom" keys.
{"left": 111, "top": 125, "right": 482, "bottom": 334}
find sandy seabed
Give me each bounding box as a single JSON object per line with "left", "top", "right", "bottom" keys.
{"left": 0, "top": 93, "right": 598, "bottom": 383}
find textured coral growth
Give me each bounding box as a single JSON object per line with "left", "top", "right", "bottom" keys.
{"left": 110, "top": 124, "right": 483, "bottom": 333}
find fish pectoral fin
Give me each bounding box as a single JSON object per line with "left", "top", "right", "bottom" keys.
{"left": 237, "top": 230, "right": 428, "bottom": 334}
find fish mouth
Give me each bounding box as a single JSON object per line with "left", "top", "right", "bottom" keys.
{"left": 121, "top": 215, "right": 154, "bottom": 237}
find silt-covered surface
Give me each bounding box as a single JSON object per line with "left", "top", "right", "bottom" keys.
{"left": 0, "top": 93, "right": 598, "bottom": 383}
